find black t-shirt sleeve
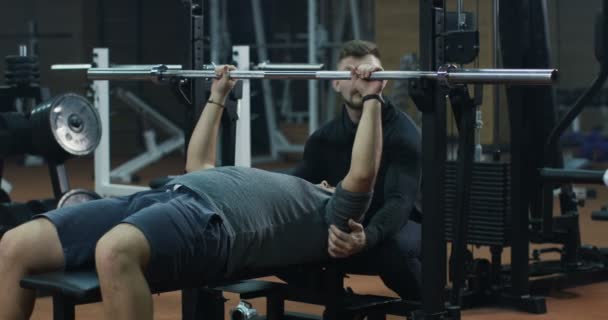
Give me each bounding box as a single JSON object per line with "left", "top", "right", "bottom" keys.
{"left": 324, "top": 182, "right": 373, "bottom": 232}
{"left": 291, "top": 132, "right": 325, "bottom": 183}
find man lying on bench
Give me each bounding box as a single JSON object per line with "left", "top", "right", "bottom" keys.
{"left": 0, "top": 64, "right": 385, "bottom": 320}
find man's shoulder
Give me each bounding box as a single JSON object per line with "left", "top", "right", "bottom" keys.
{"left": 386, "top": 110, "right": 420, "bottom": 145}
{"left": 308, "top": 117, "right": 343, "bottom": 142}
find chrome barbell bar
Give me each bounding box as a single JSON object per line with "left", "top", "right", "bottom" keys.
{"left": 86, "top": 65, "right": 558, "bottom": 85}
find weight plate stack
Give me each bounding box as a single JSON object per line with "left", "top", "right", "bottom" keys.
{"left": 30, "top": 93, "right": 102, "bottom": 162}
{"left": 5, "top": 55, "right": 40, "bottom": 87}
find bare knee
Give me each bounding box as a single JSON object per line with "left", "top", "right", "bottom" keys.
{"left": 0, "top": 219, "right": 63, "bottom": 273}
{"left": 95, "top": 224, "right": 150, "bottom": 277}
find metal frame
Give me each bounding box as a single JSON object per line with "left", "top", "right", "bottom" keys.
{"left": 499, "top": 0, "right": 554, "bottom": 312}
{"left": 92, "top": 48, "right": 149, "bottom": 197}
{"left": 492, "top": 0, "right": 501, "bottom": 145}
{"left": 0, "top": 179, "right": 11, "bottom": 194}
{"left": 250, "top": 0, "right": 283, "bottom": 161}
{"left": 92, "top": 46, "right": 252, "bottom": 197}
{"left": 324, "top": 0, "right": 348, "bottom": 123}
{"left": 250, "top": 0, "right": 363, "bottom": 161}
{"left": 250, "top": 0, "right": 318, "bottom": 162}
{"left": 308, "top": 0, "right": 319, "bottom": 134}
{"left": 348, "top": 0, "right": 362, "bottom": 39}
{"left": 415, "top": 2, "right": 449, "bottom": 319}
{"left": 233, "top": 46, "right": 252, "bottom": 167}
{"left": 109, "top": 88, "right": 185, "bottom": 183}
{"left": 413, "top": 1, "right": 550, "bottom": 316}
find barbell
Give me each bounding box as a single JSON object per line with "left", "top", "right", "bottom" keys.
{"left": 85, "top": 64, "right": 558, "bottom": 86}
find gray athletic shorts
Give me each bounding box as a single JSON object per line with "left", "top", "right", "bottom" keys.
{"left": 37, "top": 184, "right": 230, "bottom": 289}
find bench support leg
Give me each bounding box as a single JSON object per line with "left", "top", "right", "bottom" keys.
{"left": 267, "top": 292, "right": 285, "bottom": 320}
{"left": 368, "top": 312, "right": 386, "bottom": 320}
{"left": 52, "top": 295, "right": 76, "bottom": 320}
{"left": 182, "top": 288, "right": 225, "bottom": 320}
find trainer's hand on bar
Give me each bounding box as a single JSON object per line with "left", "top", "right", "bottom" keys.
{"left": 351, "top": 63, "right": 385, "bottom": 97}
{"left": 210, "top": 65, "right": 238, "bottom": 103}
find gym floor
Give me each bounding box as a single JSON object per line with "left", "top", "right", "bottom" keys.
{"left": 3, "top": 155, "right": 607, "bottom": 319}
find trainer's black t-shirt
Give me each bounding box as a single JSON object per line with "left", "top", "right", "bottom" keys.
{"left": 292, "top": 100, "right": 422, "bottom": 248}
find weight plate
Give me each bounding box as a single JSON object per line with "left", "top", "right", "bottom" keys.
{"left": 57, "top": 189, "right": 101, "bottom": 208}
{"left": 6, "top": 63, "right": 40, "bottom": 71}
{"left": 5, "top": 55, "right": 39, "bottom": 64}
{"left": 5, "top": 70, "right": 40, "bottom": 80}
{"left": 31, "top": 93, "right": 101, "bottom": 157}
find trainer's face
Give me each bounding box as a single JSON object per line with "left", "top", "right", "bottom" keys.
{"left": 332, "top": 54, "right": 383, "bottom": 110}
{"left": 317, "top": 180, "right": 336, "bottom": 193}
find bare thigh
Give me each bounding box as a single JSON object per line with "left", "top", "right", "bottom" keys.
{"left": 96, "top": 223, "right": 151, "bottom": 269}
{"left": 1, "top": 218, "right": 65, "bottom": 273}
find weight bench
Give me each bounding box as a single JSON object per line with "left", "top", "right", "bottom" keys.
{"left": 21, "top": 266, "right": 415, "bottom": 320}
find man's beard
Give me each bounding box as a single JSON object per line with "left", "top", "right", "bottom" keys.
{"left": 345, "top": 92, "right": 364, "bottom": 110}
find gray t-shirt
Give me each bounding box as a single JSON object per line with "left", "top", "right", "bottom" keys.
{"left": 170, "top": 166, "right": 372, "bottom": 276}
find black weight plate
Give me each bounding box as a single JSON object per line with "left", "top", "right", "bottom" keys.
{"left": 5, "top": 55, "right": 39, "bottom": 64}
{"left": 6, "top": 63, "right": 40, "bottom": 71}
{"left": 5, "top": 70, "right": 40, "bottom": 78}
{"left": 30, "top": 93, "right": 102, "bottom": 158}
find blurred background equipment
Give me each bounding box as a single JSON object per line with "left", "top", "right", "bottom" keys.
{"left": 0, "top": 35, "right": 102, "bottom": 236}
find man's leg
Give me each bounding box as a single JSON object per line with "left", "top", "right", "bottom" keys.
{"left": 341, "top": 221, "right": 422, "bottom": 300}
{"left": 95, "top": 223, "right": 152, "bottom": 320}
{"left": 373, "top": 221, "right": 421, "bottom": 300}
{"left": 0, "top": 219, "right": 65, "bottom": 320}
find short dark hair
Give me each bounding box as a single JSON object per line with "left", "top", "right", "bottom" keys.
{"left": 338, "top": 40, "right": 381, "bottom": 61}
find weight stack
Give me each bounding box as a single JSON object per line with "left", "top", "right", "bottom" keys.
{"left": 444, "top": 161, "right": 511, "bottom": 246}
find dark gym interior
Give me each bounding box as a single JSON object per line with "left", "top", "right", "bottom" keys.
{"left": 1, "top": 1, "right": 608, "bottom": 320}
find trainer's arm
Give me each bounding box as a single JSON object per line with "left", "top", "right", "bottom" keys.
{"left": 185, "top": 65, "right": 237, "bottom": 172}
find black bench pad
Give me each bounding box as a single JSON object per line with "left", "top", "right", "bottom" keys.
{"left": 20, "top": 270, "right": 288, "bottom": 302}
{"left": 20, "top": 271, "right": 416, "bottom": 318}
{"left": 21, "top": 272, "right": 101, "bottom": 301}
{"left": 19, "top": 262, "right": 324, "bottom": 302}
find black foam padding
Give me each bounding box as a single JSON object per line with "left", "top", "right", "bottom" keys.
{"left": 20, "top": 272, "right": 101, "bottom": 300}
